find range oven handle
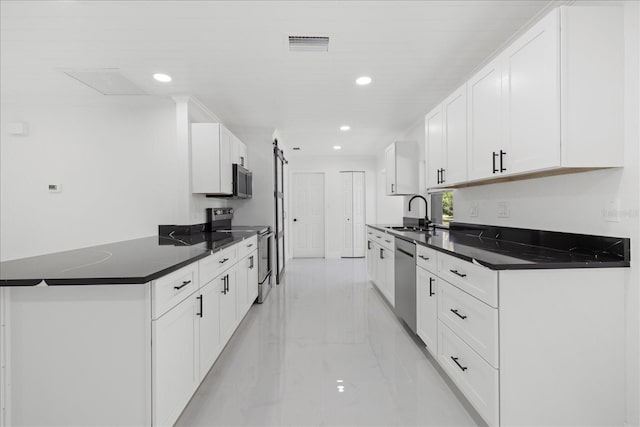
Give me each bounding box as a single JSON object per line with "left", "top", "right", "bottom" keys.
{"left": 260, "top": 231, "right": 275, "bottom": 239}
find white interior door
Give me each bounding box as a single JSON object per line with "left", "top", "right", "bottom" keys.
{"left": 341, "top": 171, "right": 366, "bottom": 258}
{"left": 291, "top": 172, "right": 325, "bottom": 258}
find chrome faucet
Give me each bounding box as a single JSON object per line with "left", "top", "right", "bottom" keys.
{"left": 408, "top": 195, "right": 432, "bottom": 228}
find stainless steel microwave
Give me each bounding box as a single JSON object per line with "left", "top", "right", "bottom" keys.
{"left": 232, "top": 164, "right": 252, "bottom": 199}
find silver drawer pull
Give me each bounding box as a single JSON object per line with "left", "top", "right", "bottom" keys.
{"left": 247, "top": 244, "right": 254, "bottom": 248}
{"left": 174, "top": 280, "right": 191, "bottom": 290}
{"left": 451, "top": 356, "right": 468, "bottom": 372}
{"left": 385, "top": 239, "right": 391, "bottom": 243}
{"left": 219, "top": 258, "right": 229, "bottom": 264}
{"left": 419, "top": 255, "right": 429, "bottom": 261}
{"left": 450, "top": 309, "right": 467, "bottom": 320}
{"left": 450, "top": 269, "right": 467, "bottom": 278}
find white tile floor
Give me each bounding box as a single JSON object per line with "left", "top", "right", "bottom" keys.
{"left": 176, "top": 258, "right": 481, "bottom": 426}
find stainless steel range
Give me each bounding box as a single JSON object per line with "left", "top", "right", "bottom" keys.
{"left": 206, "top": 208, "right": 274, "bottom": 303}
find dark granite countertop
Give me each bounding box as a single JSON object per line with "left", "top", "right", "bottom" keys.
{"left": 0, "top": 231, "right": 257, "bottom": 286}
{"left": 368, "top": 223, "right": 630, "bottom": 270}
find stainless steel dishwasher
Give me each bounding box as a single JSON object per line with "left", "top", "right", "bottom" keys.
{"left": 394, "top": 237, "right": 417, "bottom": 334}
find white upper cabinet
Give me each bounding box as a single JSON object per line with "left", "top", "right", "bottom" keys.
{"left": 467, "top": 58, "right": 504, "bottom": 181}
{"left": 443, "top": 85, "right": 468, "bottom": 185}
{"left": 464, "top": 5, "right": 623, "bottom": 185}
{"left": 385, "top": 141, "right": 418, "bottom": 195}
{"left": 427, "top": 84, "right": 468, "bottom": 188}
{"left": 503, "top": 8, "right": 560, "bottom": 175}
{"left": 232, "top": 135, "right": 248, "bottom": 169}
{"left": 426, "top": 107, "right": 444, "bottom": 188}
{"left": 192, "top": 123, "right": 233, "bottom": 195}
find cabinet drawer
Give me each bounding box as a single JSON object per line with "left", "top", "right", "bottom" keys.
{"left": 438, "top": 321, "right": 499, "bottom": 427}
{"left": 416, "top": 245, "right": 437, "bottom": 271}
{"left": 437, "top": 252, "right": 498, "bottom": 307}
{"left": 376, "top": 233, "right": 394, "bottom": 251}
{"left": 438, "top": 280, "right": 498, "bottom": 367}
{"left": 152, "top": 263, "right": 198, "bottom": 319}
{"left": 199, "top": 246, "right": 238, "bottom": 286}
{"left": 238, "top": 235, "right": 257, "bottom": 259}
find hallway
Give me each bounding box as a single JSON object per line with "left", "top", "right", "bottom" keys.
{"left": 177, "top": 258, "right": 479, "bottom": 426}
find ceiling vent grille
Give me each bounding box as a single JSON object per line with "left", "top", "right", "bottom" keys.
{"left": 62, "top": 69, "right": 146, "bottom": 95}
{"left": 288, "top": 36, "right": 329, "bottom": 52}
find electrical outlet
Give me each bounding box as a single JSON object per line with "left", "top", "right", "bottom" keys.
{"left": 470, "top": 203, "right": 479, "bottom": 217}
{"left": 604, "top": 199, "right": 621, "bottom": 222}
{"left": 497, "top": 201, "right": 510, "bottom": 218}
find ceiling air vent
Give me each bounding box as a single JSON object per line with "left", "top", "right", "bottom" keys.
{"left": 62, "top": 69, "right": 146, "bottom": 95}
{"left": 288, "top": 36, "right": 329, "bottom": 52}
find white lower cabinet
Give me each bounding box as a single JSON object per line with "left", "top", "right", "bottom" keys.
{"left": 438, "top": 321, "right": 499, "bottom": 427}
{"left": 413, "top": 245, "right": 625, "bottom": 427}
{"left": 218, "top": 266, "right": 238, "bottom": 345}
{"left": 366, "top": 227, "right": 395, "bottom": 307}
{"left": 416, "top": 265, "right": 438, "bottom": 355}
{"left": 198, "top": 278, "right": 221, "bottom": 380}
{"left": 152, "top": 296, "right": 199, "bottom": 427}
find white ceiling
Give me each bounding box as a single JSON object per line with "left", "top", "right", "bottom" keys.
{"left": 0, "top": 0, "right": 554, "bottom": 156}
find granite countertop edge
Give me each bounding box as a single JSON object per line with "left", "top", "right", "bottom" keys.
{"left": 368, "top": 224, "right": 630, "bottom": 270}
{"left": 0, "top": 232, "right": 257, "bottom": 287}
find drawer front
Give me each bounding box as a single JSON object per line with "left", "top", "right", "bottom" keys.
{"left": 152, "top": 263, "right": 198, "bottom": 319}
{"left": 238, "top": 235, "right": 258, "bottom": 259}
{"left": 416, "top": 245, "right": 437, "bottom": 271}
{"left": 199, "top": 246, "right": 238, "bottom": 286}
{"left": 438, "top": 321, "right": 499, "bottom": 427}
{"left": 437, "top": 252, "right": 498, "bottom": 307}
{"left": 439, "top": 280, "right": 499, "bottom": 367}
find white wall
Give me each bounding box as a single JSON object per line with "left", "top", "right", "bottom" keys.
{"left": 0, "top": 96, "right": 186, "bottom": 261}
{"left": 287, "top": 155, "right": 377, "bottom": 259}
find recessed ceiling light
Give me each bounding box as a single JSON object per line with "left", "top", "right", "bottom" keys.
{"left": 340, "top": 125, "right": 350, "bottom": 131}
{"left": 333, "top": 145, "right": 342, "bottom": 150}
{"left": 356, "top": 76, "right": 372, "bottom": 86}
{"left": 153, "top": 73, "right": 172, "bottom": 83}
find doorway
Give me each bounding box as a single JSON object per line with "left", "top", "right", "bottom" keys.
{"left": 291, "top": 172, "right": 325, "bottom": 258}
{"left": 340, "top": 171, "right": 366, "bottom": 258}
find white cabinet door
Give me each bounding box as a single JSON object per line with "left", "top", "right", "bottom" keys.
{"left": 247, "top": 251, "right": 259, "bottom": 305}
{"left": 384, "top": 144, "right": 396, "bottom": 194}
{"left": 219, "top": 267, "right": 238, "bottom": 343}
{"left": 152, "top": 296, "right": 198, "bottom": 427}
{"left": 504, "top": 9, "right": 560, "bottom": 174}
{"left": 366, "top": 239, "right": 375, "bottom": 281}
{"left": 383, "top": 247, "right": 395, "bottom": 307}
{"left": 467, "top": 58, "right": 504, "bottom": 181}
{"left": 198, "top": 279, "right": 221, "bottom": 380}
{"left": 426, "top": 106, "right": 444, "bottom": 188}
{"left": 375, "top": 245, "right": 386, "bottom": 293}
{"left": 236, "top": 256, "right": 248, "bottom": 321}
{"left": 443, "top": 84, "right": 468, "bottom": 185}
{"left": 220, "top": 126, "right": 233, "bottom": 194}
{"left": 416, "top": 266, "right": 438, "bottom": 355}
{"left": 231, "top": 136, "right": 248, "bottom": 168}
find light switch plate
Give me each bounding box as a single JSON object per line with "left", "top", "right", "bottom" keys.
{"left": 497, "top": 201, "right": 510, "bottom": 218}
{"left": 470, "top": 203, "right": 479, "bottom": 217}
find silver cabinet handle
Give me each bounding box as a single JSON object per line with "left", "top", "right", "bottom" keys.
{"left": 219, "top": 258, "right": 229, "bottom": 264}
